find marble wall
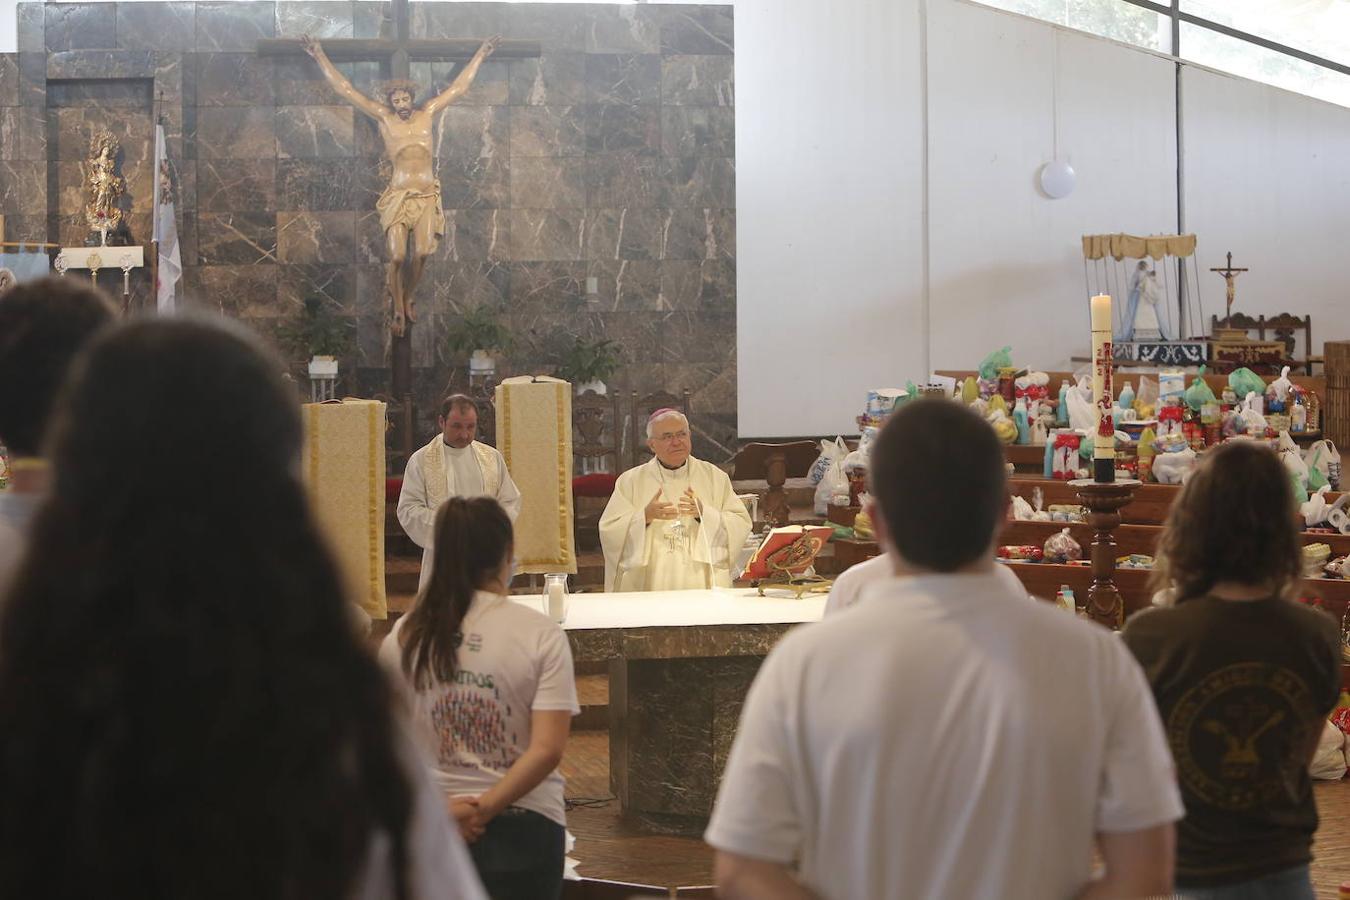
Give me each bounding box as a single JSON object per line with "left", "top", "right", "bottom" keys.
{"left": 0, "top": 1, "right": 736, "bottom": 458}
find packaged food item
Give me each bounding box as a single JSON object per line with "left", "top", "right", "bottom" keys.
{"left": 1304, "top": 543, "right": 1332, "bottom": 577}
{"left": 1043, "top": 527, "right": 1082, "bottom": 563}
{"left": 999, "top": 545, "right": 1044, "bottom": 561}
{"left": 1052, "top": 432, "right": 1082, "bottom": 481}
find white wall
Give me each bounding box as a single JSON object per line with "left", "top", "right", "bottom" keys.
{"left": 926, "top": 1, "right": 1177, "bottom": 375}
{"left": 733, "top": 0, "right": 925, "bottom": 437}
{"left": 1182, "top": 65, "right": 1350, "bottom": 360}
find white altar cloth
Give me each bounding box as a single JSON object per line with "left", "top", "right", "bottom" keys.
{"left": 512, "top": 588, "right": 825, "bottom": 631}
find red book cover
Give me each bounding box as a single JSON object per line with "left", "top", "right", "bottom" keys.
{"left": 743, "top": 526, "right": 835, "bottom": 580}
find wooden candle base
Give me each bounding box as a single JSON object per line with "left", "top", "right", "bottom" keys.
{"left": 1070, "top": 478, "right": 1140, "bottom": 629}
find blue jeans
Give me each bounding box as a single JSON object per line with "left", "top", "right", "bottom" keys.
{"left": 1178, "top": 865, "right": 1315, "bottom": 900}
{"left": 468, "top": 807, "right": 565, "bottom": 900}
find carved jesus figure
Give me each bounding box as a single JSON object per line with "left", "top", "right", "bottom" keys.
{"left": 304, "top": 35, "right": 499, "bottom": 336}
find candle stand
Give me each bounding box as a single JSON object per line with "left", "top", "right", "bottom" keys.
{"left": 1070, "top": 478, "right": 1140, "bottom": 629}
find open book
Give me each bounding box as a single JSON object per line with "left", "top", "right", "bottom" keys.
{"left": 742, "top": 525, "right": 835, "bottom": 581}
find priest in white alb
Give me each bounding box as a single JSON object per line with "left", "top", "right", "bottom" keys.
{"left": 600, "top": 409, "right": 752, "bottom": 592}
{"left": 397, "top": 394, "right": 522, "bottom": 590}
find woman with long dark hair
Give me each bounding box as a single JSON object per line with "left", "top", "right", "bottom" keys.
{"left": 382, "top": 496, "right": 578, "bottom": 900}
{"left": 0, "top": 318, "right": 485, "bottom": 900}
{"left": 1123, "top": 440, "right": 1341, "bottom": 900}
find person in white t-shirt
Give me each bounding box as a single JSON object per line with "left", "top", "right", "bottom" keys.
{"left": 382, "top": 496, "right": 580, "bottom": 900}
{"left": 707, "top": 399, "right": 1184, "bottom": 900}
{"left": 823, "top": 549, "right": 1031, "bottom": 615}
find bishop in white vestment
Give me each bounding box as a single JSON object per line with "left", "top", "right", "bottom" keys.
{"left": 397, "top": 395, "right": 522, "bottom": 590}
{"left": 600, "top": 409, "right": 752, "bottom": 592}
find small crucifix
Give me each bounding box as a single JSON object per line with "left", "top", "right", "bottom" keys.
{"left": 257, "top": 0, "right": 540, "bottom": 399}
{"left": 1209, "top": 250, "right": 1249, "bottom": 323}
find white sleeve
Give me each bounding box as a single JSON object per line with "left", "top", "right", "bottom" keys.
{"left": 397, "top": 455, "right": 437, "bottom": 550}
{"left": 599, "top": 474, "right": 648, "bottom": 578}
{"left": 532, "top": 623, "right": 580, "bottom": 714}
{"left": 496, "top": 454, "right": 522, "bottom": 521}
{"left": 1096, "top": 642, "right": 1186, "bottom": 833}
{"left": 822, "top": 566, "right": 860, "bottom": 617}
{"left": 704, "top": 643, "right": 802, "bottom": 864}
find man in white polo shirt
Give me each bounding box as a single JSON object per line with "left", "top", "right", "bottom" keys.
{"left": 706, "top": 399, "right": 1183, "bottom": 900}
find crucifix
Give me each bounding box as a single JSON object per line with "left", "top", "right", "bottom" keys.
{"left": 258, "top": 0, "right": 539, "bottom": 399}
{"left": 1209, "top": 250, "right": 1249, "bottom": 324}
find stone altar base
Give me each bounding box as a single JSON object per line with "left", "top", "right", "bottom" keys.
{"left": 610, "top": 655, "right": 763, "bottom": 835}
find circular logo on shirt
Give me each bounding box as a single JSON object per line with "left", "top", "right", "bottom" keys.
{"left": 1168, "top": 661, "right": 1319, "bottom": 811}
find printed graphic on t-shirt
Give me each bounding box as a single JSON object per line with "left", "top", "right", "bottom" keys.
{"left": 429, "top": 674, "right": 519, "bottom": 773}
{"left": 1169, "top": 661, "right": 1321, "bottom": 811}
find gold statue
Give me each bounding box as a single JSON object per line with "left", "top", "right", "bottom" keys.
{"left": 304, "top": 35, "right": 499, "bottom": 337}
{"left": 84, "top": 130, "right": 124, "bottom": 239}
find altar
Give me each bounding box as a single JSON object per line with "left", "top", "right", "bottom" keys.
{"left": 516, "top": 589, "right": 825, "bottom": 833}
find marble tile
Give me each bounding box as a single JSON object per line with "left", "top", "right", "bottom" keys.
{"left": 17, "top": 5, "right": 43, "bottom": 53}
{"left": 661, "top": 55, "right": 734, "bottom": 106}
{"left": 277, "top": 158, "right": 359, "bottom": 210}
{"left": 659, "top": 258, "right": 735, "bottom": 313}
{"left": 352, "top": 1, "right": 390, "bottom": 39}
{"left": 509, "top": 105, "right": 585, "bottom": 158}
{"left": 586, "top": 155, "right": 663, "bottom": 208}
{"left": 196, "top": 158, "right": 277, "bottom": 211}
{"left": 441, "top": 208, "right": 507, "bottom": 262}
{"left": 189, "top": 263, "right": 281, "bottom": 317}
{"left": 500, "top": 5, "right": 586, "bottom": 53}
{"left": 177, "top": 212, "right": 199, "bottom": 265}
{"left": 410, "top": 59, "right": 509, "bottom": 107}
{"left": 153, "top": 52, "right": 185, "bottom": 103}
{"left": 195, "top": 211, "right": 278, "bottom": 265}
{"left": 274, "top": 57, "right": 380, "bottom": 107}
{"left": 276, "top": 210, "right": 355, "bottom": 263}
{"left": 275, "top": 1, "right": 355, "bottom": 38}
{"left": 196, "top": 1, "right": 277, "bottom": 52}
{"left": 507, "top": 260, "right": 587, "bottom": 312}
{"left": 657, "top": 308, "right": 734, "bottom": 364}
{"left": 196, "top": 52, "right": 275, "bottom": 106}
{"left": 584, "top": 207, "right": 666, "bottom": 261}
{"left": 196, "top": 107, "right": 277, "bottom": 158}
{"left": 659, "top": 6, "right": 734, "bottom": 56}
{"left": 0, "top": 214, "right": 48, "bottom": 243}
{"left": 505, "top": 209, "right": 585, "bottom": 262}
{"left": 117, "top": 3, "right": 197, "bottom": 51}
{"left": 275, "top": 105, "right": 356, "bottom": 158}
{"left": 508, "top": 54, "right": 585, "bottom": 106}
{"left": 17, "top": 52, "right": 46, "bottom": 107}
{"left": 411, "top": 2, "right": 504, "bottom": 41}
{"left": 662, "top": 106, "right": 734, "bottom": 157}
{"left": 663, "top": 156, "right": 735, "bottom": 208}
{"left": 0, "top": 109, "right": 16, "bottom": 161}
{"left": 585, "top": 5, "right": 660, "bottom": 54}
{"left": 354, "top": 207, "right": 385, "bottom": 265}
{"left": 588, "top": 259, "right": 662, "bottom": 311}
{"left": 436, "top": 155, "right": 508, "bottom": 209}
{"left": 584, "top": 53, "right": 661, "bottom": 105}
{"left": 46, "top": 76, "right": 152, "bottom": 108}
{"left": 44, "top": 3, "right": 117, "bottom": 52}
{"left": 0, "top": 56, "right": 18, "bottom": 106}
{"left": 0, "top": 161, "right": 46, "bottom": 215}
{"left": 16, "top": 106, "right": 45, "bottom": 161}
{"left": 434, "top": 105, "right": 507, "bottom": 161}
{"left": 663, "top": 207, "right": 735, "bottom": 261}
{"left": 509, "top": 157, "right": 586, "bottom": 209}
{"left": 586, "top": 104, "right": 660, "bottom": 156}
{"left": 51, "top": 108, "right": 153, "bottom": 165}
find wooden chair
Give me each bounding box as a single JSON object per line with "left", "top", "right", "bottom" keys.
{"left": 1260, "top": 313, "right": 1316, "bottom": 374}
{"left": 1211, "top": 312, "right": 1262, "bottom": 340}
{"left": 629, "top": 388, "right": 691, "bottom": 469}
{"left": 572, "top": 389, "right": 622, "bottom": 551}
{"left": 732, "top": 440, "right": 819, "bottom": 527}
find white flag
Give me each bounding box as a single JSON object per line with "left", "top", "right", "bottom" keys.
{"left": 152, "top": 124, "right": 182, "bottom": 314}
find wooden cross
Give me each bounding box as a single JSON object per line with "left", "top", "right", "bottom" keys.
{"left": 257, "top": 0, "right": 540, "bottom": 399}
{"left": 1209, "top": 250, "right": 1249, "bottom": 322}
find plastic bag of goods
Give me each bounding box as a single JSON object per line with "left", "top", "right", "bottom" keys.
{"left": 1159, "top": 369, "right": 1185, "bottom": 404}
{"left": 1184, "top": 370, "right": 1217, "bottom": 412}
{"left": 1043, "top": 527, "right": 1082, "bottom": 563}
{"left": 978, "top": 346, "right": 1013, "bottom": 381}
{"left": 1135, "top": 375, "right": 1159, "bottom": 419}
{"left": 808, "top": 437, "right": 848, "bottom": 485}
{"left": 1228, "top": 367, "right": 1266, "bottom": 402}
{"left": 814, "top": 448, "right": 850, "bottom": 516}
{"left": 1268, "top": 365, "right": 1294, "bottom": 409}
{"left": 1065, "top": 383, "right": 1096, "bottom": 433}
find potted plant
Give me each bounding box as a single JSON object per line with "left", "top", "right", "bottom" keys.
{"left": 277, "top": 295, "right": 355, "bottom": 380}
{"left": 555, "top": 337, "right": 622, "bottom": 395}
{"left": 447, "top": 306, "right": 513, "bottom": 377}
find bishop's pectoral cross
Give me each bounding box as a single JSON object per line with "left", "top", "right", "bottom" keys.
{"left": 258, "top": 0, "right": 539, "bottom": 399}
{"left": 1209, "top": 250, "right": 1249, "bottom": 324}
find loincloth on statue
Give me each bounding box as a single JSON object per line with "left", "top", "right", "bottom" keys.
{"left": 376, "top": 181, "right": 447, "bottom": 252}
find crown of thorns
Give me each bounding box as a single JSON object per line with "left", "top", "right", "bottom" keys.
{"left": 379, "top": 80, "right": 420, "bottom": 103}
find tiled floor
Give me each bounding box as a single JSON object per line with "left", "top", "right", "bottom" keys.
{"left": 561, "top": 729, "right": 1350, "bottom": 895}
